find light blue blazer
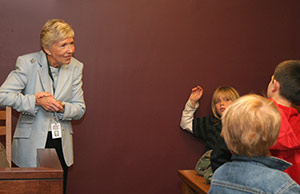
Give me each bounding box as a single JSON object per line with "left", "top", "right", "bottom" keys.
{"left": 0, "top": 50, "right": 86, "bottom": 167}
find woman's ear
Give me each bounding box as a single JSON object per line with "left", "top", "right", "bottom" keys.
{"left": 43, "top": 47, "right": 51, "bottom": 56}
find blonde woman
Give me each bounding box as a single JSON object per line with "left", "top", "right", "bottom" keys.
{"left": 0, "top": 19, "right": 86, "bottom": 194}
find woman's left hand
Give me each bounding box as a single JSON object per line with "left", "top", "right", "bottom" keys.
{"left": 36, "top": 95, "right": 64, "bottom": 112}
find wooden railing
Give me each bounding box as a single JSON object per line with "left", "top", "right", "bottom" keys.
{"left": 178, "top": 170, "right": 210, "bottom": 194}
{"left": 0, "top": 148, "right": 63, "bottom": 194}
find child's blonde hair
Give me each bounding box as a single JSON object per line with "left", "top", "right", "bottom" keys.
{"left": 211, "top": 86, "right": 240, "bottom": 119}
{"left": 221, "top": 94, "right": 281, "bottom": 157}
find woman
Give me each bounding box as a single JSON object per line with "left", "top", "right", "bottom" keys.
{"left": 0, "top": 19, "right": 86, "bottom": 193}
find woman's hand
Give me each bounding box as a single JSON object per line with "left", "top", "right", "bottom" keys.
{"left": 36, "top": 94, "right": 64, "bottom": 112}
{"left": 57, "top": 101, "right": 65, "bottom": 113}
{"left": 35, "top": 92, "right": 53, "bottom": 99}
{"left": 189, "top": 86, "right": 204, "bottom": 108}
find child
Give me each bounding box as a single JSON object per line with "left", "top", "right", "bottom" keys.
{"left": 209, "top": 94, "right": 300, "bottom": 194}
{"left": 180, "top": 86, "right": 240, "bottom": 151}
{"left": 267, "top": 60, "right": 300, "bottom": 184}
{"left": 210, "top": 60, "right": 300, "bottom": 184}
{"left": 180, "top": 85, "right": 239, "bottom": 181}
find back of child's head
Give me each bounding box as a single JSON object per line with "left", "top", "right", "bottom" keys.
{"left": 274, "top": 60, "right": 300, "bottom": 104}
{"left": 211, "top": 86, "right": 240, "bottom": 119}
{"left": 221, "top": 94, "right": 281, "bottom": 157}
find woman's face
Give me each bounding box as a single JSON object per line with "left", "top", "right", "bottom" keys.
{"left": 45, "top": 37, "right": 75, "bottom": 67}
{"left": 215, "top": 96, "right": 233, "bottom": 116}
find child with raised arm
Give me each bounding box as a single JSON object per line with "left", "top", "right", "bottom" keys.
{"left": 180, "top": 85, "right": 239, "bottom": 181}
{"left": 209, "top": 94, "right": 300, "bottom": 194}
{"left": 180, "top": 86, "right": 239, "bottom": 151}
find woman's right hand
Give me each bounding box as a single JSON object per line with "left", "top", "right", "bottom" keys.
{"left": 35, "top": 92, "right": 64, "bottom": 112}
{"left": 35, "top": 92, "right": 53, "bottom": 99}
{"left": 189, "top": 86, "right": 204, "bottom": 108}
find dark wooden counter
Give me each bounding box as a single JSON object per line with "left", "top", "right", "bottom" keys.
{"left": 0, "top": 148, "right": 63, "bottom": 194}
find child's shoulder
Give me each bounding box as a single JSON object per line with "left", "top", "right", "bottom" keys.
{"left": 292, "top": 105, "right": 300, "bottom": 113}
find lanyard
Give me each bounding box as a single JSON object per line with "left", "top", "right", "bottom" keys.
{"left": 48, "top": 62, "right": 55, "bottom": 95}
{"left": 47, "top": 58, "right": 56, "bottom": 94}
{"left": 45, "top": 53, "right": 61, "bottom": 123}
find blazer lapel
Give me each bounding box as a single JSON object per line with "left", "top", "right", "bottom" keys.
{"left": 37, "top": 51, "right": 53, "bottom": 94}
{"left": 54, "top": 63, "right": 71, "bottom": 98}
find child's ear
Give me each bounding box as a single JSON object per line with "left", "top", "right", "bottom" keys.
{"left": 272, "top": 79, "right": 280, "bottom": 93}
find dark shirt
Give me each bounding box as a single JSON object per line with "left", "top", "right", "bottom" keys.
{"left": 210, "top": 136, "right": 232, "bottom": 172}
{"left": 192, "top": 115, "right": 222, "bottom": 151}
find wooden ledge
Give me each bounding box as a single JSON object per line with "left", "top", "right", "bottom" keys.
{"left": 178, "top": 170, "right": 210, "bottom": 194}
{"left": 0, "top": 149, "right": 63, "bottom": 194}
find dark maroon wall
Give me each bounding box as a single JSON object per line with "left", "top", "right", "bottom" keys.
{"left": 1, "top": 1, "right": 300, "bottom": 194}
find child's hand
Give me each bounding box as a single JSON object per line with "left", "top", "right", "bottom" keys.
{"left": 189, "top": 86, "right": 204, "bottom": 108}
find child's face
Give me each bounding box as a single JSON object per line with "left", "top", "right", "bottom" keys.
{"left": 215, "top": 96, "right": 233, "bottom": 116}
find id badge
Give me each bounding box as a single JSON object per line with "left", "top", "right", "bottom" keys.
{"left": 51, "top": 122, "right": 62, "bottom": 139}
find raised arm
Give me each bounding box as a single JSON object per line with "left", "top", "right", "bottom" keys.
{"left": 180, "top": 86, "right": 204, "bottom": 133}
{"left": 189, "top": 86, "right": 204, "bottom": 108}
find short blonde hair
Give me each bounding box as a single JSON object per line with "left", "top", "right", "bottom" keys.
{"left": 211, "top": 86, "right": 240, "bottom": 119}
{"left": 221, "top": 94, "right": 281, "bottom": 157}
{"left": 40, "top": 19, "right": 74, "bottom": 49}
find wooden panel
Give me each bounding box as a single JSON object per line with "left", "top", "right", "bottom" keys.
{"left": 0, "top": 149, "right": 63, "bottom": 194}
{"left": 37, "top": 149, "right": 63, "bottom": 169}
{"left": 181, "top": 182, "right": 197, "bottom": 194}
{"left": 0, "top": 107, "right": 11, "bottom": 167}
{"left": 5, "top": 107, "right": 11, "bottom": 167}
{"left": 0, "top": 111, "right": 6, "bottom": 120}
{"left": 178, "top": 170, "right": 210, "bottom": 194}
{"left": 0, "top": 127, "right": 5, "bottom": 135}
{"left": 0, "top": 167, "right": 63, "bottom": 179}
{"left": 0, "top": 179, "right": 63, "bottom": 194}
